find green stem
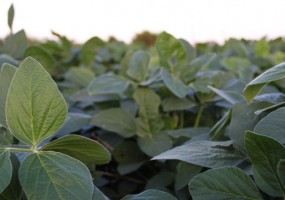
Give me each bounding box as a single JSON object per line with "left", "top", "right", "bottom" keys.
{"left": 179, "top": 111, "right": 184, "bottom": 129}
{"left": 194, "top": 106, "right": 204, "bottom": 128}
{"left": 5, "top": 147, "right": 35, "bottom": 153}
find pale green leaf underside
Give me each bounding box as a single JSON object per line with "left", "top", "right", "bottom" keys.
{"left": 6, "top": 57, "right": 67, "bottom": 146}
{"left": 41, "top": 134, "right": 111, "bottom": 164}
{"left": 189, "top": 167, "right": 262, "bottom": 200}
{"left": 19, "top": 152, "right": 93, "bottom": 200}
{"left": 243, "top": 62, "right": 285, "bottom": 103}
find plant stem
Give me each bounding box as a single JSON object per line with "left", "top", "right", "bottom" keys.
{"left": 179, "top": 111, "right": 184, "bottom": 129}
{"left": 194, "top": 105, "right": 204, "bottom": 128}
{"left": 5, "top": 147, "right": 34, "bottom": 153}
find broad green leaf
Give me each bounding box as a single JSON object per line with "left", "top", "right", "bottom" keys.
{"left": 0, "top": 64, "right": 16, "bottom": 127}
{"left": 19, "top": 152, "right": 93, "bottom": 200}
{"left": 1, "top": 30, "right": 28, "bottom": 59}
{"left": 92, "top": 186, "right": 109, "bottom": 200}
{"left": 41, "top": 135, "right": 111, "bottom": 164}
{"left": 278, "top": 159, "right": 285, "bottom": 192}
{"left": 162, "top": 68, "right": 188, "bottom": 98}
{"left": 24, "top": 46, "right": 56, "bottom": 73}
{"left": 254, "top": 38, "right": 270, "bottom": 58}
{"left": 181, "top": 53, "right": 216, "bottom": 82}
{"left": 133, "top": 88, "right": 164, "bottom": 137}
{"left": 87, "top": 74, "right": 130, "bottom": 95}
{"left": 113, "top": 141, "right": 145, "bottom": 175}
{"left": 138, "top": 132, "right": 172, "bottom": 157}
{"left": 162, "top": 97, "right": 196, "bottom": 112}
{"left": 254, "top": 107, "right": 285, "bottom": 144}
{"left": 243, "top": 62, "right": 285, "bottom": 103}
{"left": 229, "top": 102, "right": 268, "bottom": 153}
{"left": 121, "top": 189, "right": 177, "bottom": 200}
{"left": 146, "top": 171, "right": 174, "bottom": 190}
{"left": 208, "top": 86, "right": 245, "bottom": 104}
{"left": 56, "top": 112, "right": 91, "bottom": 137}
{"left": 155, "top": 31, "right": 186, "bottom": 72}
{"left": 0, "top": 54, "right": 18, "bottom": 67}
{"left": 189, "top": 167, "right": 263, "bottom": 200}
{"left": 0, "top": 150, "right": 12, "bottom": 193}
{"left": 152, "top": 141, "right": 245, "bottom": 168}
{"left": 127, "top": 50, "right": 151, "bottom": 82}
{"left": 80, "top": 37, "right": 105, "bottom": 66}
{"left": 6, "top": 57, "right": 68, "bottom": 146}
{"left": 179, "top": 39, "right": 196, "bottom": 62}
{"left": 65, "top": 67, "right": 95, "bottom": 87}
{"left": 175, "top": 162, "right": 202, "bottom": 191}
{"left": 245, "top": 131, "right": 285, "bottom": 196}
{"left": 91, "top": 108, "right": 136, "bottom": 138}
{"left": 0, "top": 153, "right": 21, "bottom": 200}
{"left": 8, "top": 4, "right": 14, "bottom": 32}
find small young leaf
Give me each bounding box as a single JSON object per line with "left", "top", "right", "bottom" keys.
{"left": 189, "top": 167, "right": 263, "bottom": 200}
{"left": 19, "top": 152, "right": 93, "bottom": 200}
{"left": 152, "top": 141, "right": 245, "bottom": 168}
{"left": 6, "top": 57, "right": 68, "bottom": 146}
{"left": 121, "top": 189, "right": 177, "bottom": 200}
{"left": 91, "top": 108, "right": 136, "bottom": 138}
{"left": 155, "top": 31, "right": 186, "bottom": 72}
{"left": 243, "top": 62, "right": 285, "bottom": 103}
{"left": 245, "top": 131, "right": 285, "bottom": 196}
{"left": 0, "top": 63, "right": 16, "bottom": 127}
{"left": 8, "top": 4, "right": 14, "bottom": 32}
{"left": 0, "top": 150, "right": 12, "bottom": 193}
{"left": 127, "top": 50, "right": 151, "bottom": 82}
{"left": 40, "top": 135, "right": 111, "bottom": 164}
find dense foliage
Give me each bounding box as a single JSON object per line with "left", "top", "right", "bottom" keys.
{"left": 2, "top": 4, "right": 285, "bottom": 200}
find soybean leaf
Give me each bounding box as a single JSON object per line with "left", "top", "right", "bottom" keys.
{"left": 278, "top": 160, "right": 285, "bottom": 192}
{"left": 155, "top": 31, "right": 186, "bottom": 72}
{"left": 121, "top": 189, "right": 177, "bottom": 200}
{"left": 146, "top": 171, "right": 174, "bottom": 190}
{"left": 229, "top": 102, "right": 269, "bottom": 153}
{"left": 162, "top": 97, "right": 196, "bottom": 112}
{"left": 80, "top": 36, "right": 105, "bottom": 66}
{"left": 91, "top": 108, "right": 136, "bottom": 138}
{"left": 162, "top": 68, "right": 188, "bottom": 98}
{"left": 0, "top": 64, "right": 16, "bottom": 127}
{"left": 254, "top": 107, "right": 285, "bottom": 144}
{"left": 138, "top": 132, "right": 172, "bottom": 157}
{"left": 6, "top": 57, "right": 68, "bottom": 146}
{"left": 87, "top": 74, "right": 130, "bottom": 95}
{"left": 65, "top": 67, "right": 95, "bottom": 87}
{"left": 127, "top": 50, "right": 151, "bottom": 82}
{"left": 243, "top": 62, "right": 285, "bottom": 103}
{"left": 245, "top": 131, "right": 285, "bottom": 196}
{"left": 1, "top": 30, "right": 28, "bottom": 59}
{"left": 8, "top": 4, "right": 14, "bottom": 32}
{"left": 24, "top": 46, "right": 56, "bottom": 73}
{"left": 179, "top": 39, "right": 196, "bottom": 62}
{"left": 0, "top": 54, "right": 18, "bottom": 67}
{"left": 113, "top": 141, "right": 145, "bottom": 175}
{"left": 152, "top": 141, "right": 245, "bottom": 168}
{"left": 0, "top": 153, "right": 21, "bottom": 200}
{"left": 41, "top": 135, "right": 111, "bottom": 164}
{"left": 189, "top": 167, "right": 263, "bottom": 200}
{"left": 175, "top": 162, "right": 202, "bottom": 191}
{"left": 254, "top": 38, "right": 270, "bottom": 58}
{"left": 19, "top": 152, "right": 93, "bottom": 200}
{"left": 0, "top": 150, "right": 12, "bottom": 193}
{"left": 55, "top": 112, "right": 91, "bottom": 137}
{"left": 92, "top": 186, "right": 109, "bottom": 200}
{"left": 208, "top": 86, "right": 245, "bottom": 105}
{"left": 133, "top": 88, "right": 164, "bottom": 137}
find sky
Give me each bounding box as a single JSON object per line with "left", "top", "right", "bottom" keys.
{"left": 1, "top": 0, "right": 285, "bottom": 44}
